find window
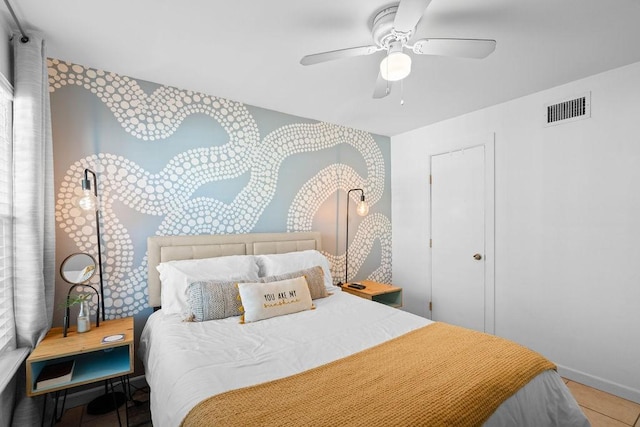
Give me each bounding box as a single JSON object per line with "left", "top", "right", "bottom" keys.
{"left": 0, "top": 75, "right": 14, "bottom": 354}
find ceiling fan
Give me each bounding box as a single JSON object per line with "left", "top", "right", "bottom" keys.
{"left": 300, "top": 0, "right": 496, "bottom": 99}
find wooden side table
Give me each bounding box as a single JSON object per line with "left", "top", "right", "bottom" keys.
{"left": 341, "top": 280, "right": 403, "bottom": 308}
{"left": 26, "top": 317, "right": 134, "bottom": 425}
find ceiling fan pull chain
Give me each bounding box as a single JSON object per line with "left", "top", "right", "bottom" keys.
{"left": 384, "top": 48, "right": 391, "bottom": 96}
{"left": 386, "top": 48, "right": 390, "bottom": 79}
{"left": 400, "top": 79, "right": 405, "bottom": 105}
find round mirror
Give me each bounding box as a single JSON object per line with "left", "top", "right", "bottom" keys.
{"left": 60, "top": 253, "right": 97, "bottom": 284}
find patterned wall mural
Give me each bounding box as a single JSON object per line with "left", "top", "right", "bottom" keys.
{"left": 49, "top": 58, "right": 391, "bottom": 321}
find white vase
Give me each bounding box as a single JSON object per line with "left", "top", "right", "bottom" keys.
{"left": 77, "top": 300, "right": 91, "bottom": 333}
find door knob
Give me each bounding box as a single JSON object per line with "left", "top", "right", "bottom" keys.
{"left": 473, "top": 253, "right": 482, "bottom": 260}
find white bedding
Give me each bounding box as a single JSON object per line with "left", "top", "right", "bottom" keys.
{"left": 139, "top": 289, "right": 588, "bottom": 427}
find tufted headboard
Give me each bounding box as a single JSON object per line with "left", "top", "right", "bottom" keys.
{"left": 146, "top": 232, "right": 322, "bottom": 308}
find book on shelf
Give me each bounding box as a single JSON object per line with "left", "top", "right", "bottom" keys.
{"left": 35, "top": 359, "right": 75, "bottom": 389}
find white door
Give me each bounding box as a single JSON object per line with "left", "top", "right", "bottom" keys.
{"left": 431, "top": 145, "right": 486, "bottom": 332}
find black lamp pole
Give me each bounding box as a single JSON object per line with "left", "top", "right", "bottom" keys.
{"left": 82, "top": 169, "right": 106, "bottom": 321}
{"left": 81, "top": 169, "right": 126, "bottom": 415}
{"left": 345, "top": 188, "right": 366, "bottom": 284}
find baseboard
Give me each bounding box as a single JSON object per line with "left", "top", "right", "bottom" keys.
{"left": 557, "top": 364, "right": 640, "bottom": 404}
{"left": 64, "top": 375, "right": 147, "bottom": 409}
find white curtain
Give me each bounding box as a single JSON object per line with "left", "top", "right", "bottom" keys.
{"left": 10, "top": 33, "right": 55, "bottom": 426}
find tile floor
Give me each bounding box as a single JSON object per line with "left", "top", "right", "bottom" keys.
{"left": 54, "top": 380, "right": 639, "bottom": 426}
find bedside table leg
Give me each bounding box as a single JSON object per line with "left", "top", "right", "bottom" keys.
{"left": 105, "top": 376, "right": 131, "bottom": 427}
{"left": 107, "top": 378, "right": 124, "bottom": 427}
{"left": 54, "top": 389, "right": 68, "bottom": 423}
{"left": 40, "top": 393, "right": 46, "bottom": 427}
{"left": 40, "top": 389, "right": 69, "bottom": 427}
{"left": 121, "top": 375, "right": 130, "bottom": 426}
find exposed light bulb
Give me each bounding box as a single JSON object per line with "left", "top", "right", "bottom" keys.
{"left": 380, "top": 51, "right": 412, "bottom": 82}
{"left": 356, "top": 200, "right": 369, "bottom": 216}
{"left": 78, "top": 178, "right": 98, "bottom": 211}
{"left": 78, "top": 189, "right": 98, "bottom": 211}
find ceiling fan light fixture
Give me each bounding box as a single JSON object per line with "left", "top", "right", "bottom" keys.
{"left": 380, "top": 51, "right": 412, "bottom": 81}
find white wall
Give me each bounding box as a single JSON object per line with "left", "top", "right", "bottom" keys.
{"left": 391, "top": 61, "right": 640, "bottom": 403}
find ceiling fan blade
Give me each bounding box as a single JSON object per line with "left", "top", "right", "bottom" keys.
{"left": 373, "top": 73, "right": 392, "bottom": 99}
{"left": 412, "top": 38, "right": 497, "bottom": 59}
{"left": 393, "top": 0, "right": 432, "bottom": 33}
{"left": 300, "top": 45, "right": 379, "bottom": 66}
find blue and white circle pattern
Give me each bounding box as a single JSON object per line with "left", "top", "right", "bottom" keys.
{"left": 51, "top": 60, "right": 392, "bottom": 317}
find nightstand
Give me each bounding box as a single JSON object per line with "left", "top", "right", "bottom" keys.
{"left": 26, "top": 317, "right": 134, "bottom": 424}
{"left": 341, "top": 280, "right": 403, "bottom": 308}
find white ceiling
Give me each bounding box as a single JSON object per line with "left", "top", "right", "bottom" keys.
{"left": 6, "top": 0, "right": 640, "bottom": 136}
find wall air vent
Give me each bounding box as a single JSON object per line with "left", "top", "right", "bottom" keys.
{"left": 544, "top": 92, "right": 591, "bottom": 127}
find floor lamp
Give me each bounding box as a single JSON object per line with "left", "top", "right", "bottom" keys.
{"left": 77, "top": 169, "right": 105, "bottom": 321}
{"left": 78, "top": 169, "right": 127, "bottom": 414}
{"left": 342, "top": 188, "right": 369, "bottom": 285}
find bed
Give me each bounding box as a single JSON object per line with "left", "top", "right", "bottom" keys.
{"left": 139, "top": 232, "right": 589, "bottom": 426}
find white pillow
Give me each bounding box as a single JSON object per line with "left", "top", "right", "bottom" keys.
{"left": 256, "top": 250, "right": 334, "bottom": 290}
{"left": 157, "top": 255, "right": 259, "bottom": 315}
{"left": 238, "top": 276, "right": 313, "bottom": 323}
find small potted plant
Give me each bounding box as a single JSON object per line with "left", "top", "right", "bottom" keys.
{"left": 63, "top": 293, "right": 94, "bottom": 335}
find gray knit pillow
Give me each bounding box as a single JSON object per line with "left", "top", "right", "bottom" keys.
{"left": 260, "top": 266, "right": 328, "bottom": 300}
{"left": 186, "top": 266, "right": 328, "bottom": 322}
{"left": 186, "top": 280, "right": 243, "bottom": 322}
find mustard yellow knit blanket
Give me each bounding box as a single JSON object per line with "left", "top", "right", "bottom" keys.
{"left": 181, "top": 322, "right": 555, "bottom": 427}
